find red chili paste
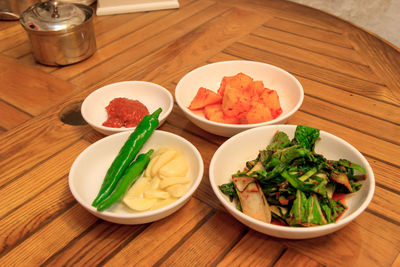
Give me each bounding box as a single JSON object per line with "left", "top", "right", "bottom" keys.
{"left": 103, "top": 97, "right": 149, "bottom": 128}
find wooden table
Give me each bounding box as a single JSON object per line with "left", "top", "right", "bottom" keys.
{"left": 1, "top": 0, "right": 399, "bottom": 265}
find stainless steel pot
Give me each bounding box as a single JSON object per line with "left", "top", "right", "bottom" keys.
{"left": 20, "top": 0, "right": 96, "bottom": 66}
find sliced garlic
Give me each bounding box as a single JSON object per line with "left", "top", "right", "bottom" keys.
{"left": 144, "top": 190, "right": 171, "bottom": 199}
{"left": 153, "top": 147, "right": 172, "bottom": 157}
{"left": 124, "top": 176, "right": 150, "bottom": 198}
{"left": 167, "top": 184, "right": 188, "bottom": 198}
{"left": 159, "top": 155, "right": 188, "bottom": 177}
{"left": 150, "top": 149, "right": 177, "bottom": 177}
{"left": 159, "top": 177, "right": 191, "bottom": 189}
{"left": 145, "top": 154, "right": 160, "bottom": 178}
{"left": 122, "top": 147, "right": 192, "bottom": 213}
{"left": 149, "top": 176, "right": 161, "bottom": 190}
{"left": 123, "top": 197, "right": 157, "bottom": 211}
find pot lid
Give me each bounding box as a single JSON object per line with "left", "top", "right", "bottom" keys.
{"left": 20, "top": 0, "right": 88, "bottom": 31}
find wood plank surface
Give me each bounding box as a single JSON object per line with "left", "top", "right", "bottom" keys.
{"left": 265, "top": 17, "right": 353, "bottom": 48}
{"left": 218, "top": 230, "right": 285, "bottom": 266}
{"left": 0, "top": 0, "right": 399, "bottom": 266}
{"left": 252, "top": 25, "right": 366, "bottom": 64}
{"left": 159, "top": 211, "right": 246, "bottom": 266}
{"left": 274, "top": 248, "right": 323, "bottom": 267}
{"left": 0, "top": 100, "right": 31, "bottom": 131}
{"left": 104, "top": 198, "right": 213, "bottom": 266}
{"left": 0, "top": 54, "right": 78, "bottom": 116}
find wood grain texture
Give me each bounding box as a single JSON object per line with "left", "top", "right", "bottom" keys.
{"left": 265, "top": 16, "right": 353, "bottom": 48}
{"left": 218, "top": 230, "right": 285, "bottom": 266}
{"left": 0, "top": 204, "right": 97, "bottom": 266}
{"left": 0, "top": 0, "right": 399, "bottom": 265}
{"left": 0, "top": 54, "right": 78, "bottom": 116}
{"left": 0, "top": 22, "right": 26, "bottom": 53}
{"left": 44, "top": 221, "right": 146, "bottom": 266}
{"left": 392, "top": 254, "right": 400, "bottom": 267}
{"left": 159, "top": 211, "right": 246, "bottom": 266}
{"left": 274, "top": 248, "right": 323, "bottom": 267}
{"left": 242, "top": 33, "right": 379, "bottom": 84}
{"left": 283, "top": 212, "right": 400, "bottom": 266}
{"left": 0, "top": 110, "right": 91, "bottom": 186}
{"left": 253, "top": 24, "right": 366, "bottom": 64}
{"left": 104, "top": 198, "right": 212, "bottom": 266}
{"left": 0, "top": 100, "right": 31, "bottom": 130}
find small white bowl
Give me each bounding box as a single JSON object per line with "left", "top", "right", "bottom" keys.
{"left": 209, "top": 125, "right": 375, "bottom": 239}
{"left": 81, "top": 81, "right": 173, "bottom": 135}
{"left": 69, "top": 130, "right": 204, "bottom": 224}
{"left": 175, "top": 61, "right": 304, "bottom": 137}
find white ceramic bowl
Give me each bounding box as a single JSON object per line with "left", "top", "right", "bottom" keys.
{"left": 69, "top": 130, "right": 204, "bottom": 224}
{"left": 175, "top": 61, "right": 304, "bottom": 137}
{"left": 81, "top": 81, "right": 173, "bottom": 135}
{"left": 209, "top": 125, "right": 375, "bottom": 239}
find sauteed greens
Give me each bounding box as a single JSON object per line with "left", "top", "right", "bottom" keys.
{"left": 219, "top": 126, "right": 366, "bottom": 227}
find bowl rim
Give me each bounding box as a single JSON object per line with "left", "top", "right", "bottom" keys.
{"left": 175, "top": 60, "right": 304, "bottom": 129}
{"left": 81, "top": 80, "right": 174, "bottom": 134}
{"left": 209, "top": 124, "right": 375, "bottom": 234}
{"left": 69, "top": 130, "right": 204, "bottom": 220}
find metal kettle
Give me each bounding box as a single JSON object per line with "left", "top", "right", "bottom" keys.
{"left": 19, "top": 0, "right": 97, "bottom": 66}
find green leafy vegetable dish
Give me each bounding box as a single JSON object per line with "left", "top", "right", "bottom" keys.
{"left": 219, "top": 125, "right": 366, "bottom": 227}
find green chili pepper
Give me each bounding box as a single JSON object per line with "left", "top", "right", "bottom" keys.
{"left": 96, "top": 149, "right": 154, "bottom": 211}
{"left": 92, "top": 108, "right": 162, "bottom": 207}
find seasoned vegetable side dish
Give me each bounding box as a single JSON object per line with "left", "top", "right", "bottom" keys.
{"left": 188, "top": 72, "right": 282, "bottom": 124}
{"left": 219, "top": 126, "right": 366, "bottom": 227}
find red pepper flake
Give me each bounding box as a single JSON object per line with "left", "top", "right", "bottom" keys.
{"left": 312, "top": 181, "right": 318, "bottom": 184}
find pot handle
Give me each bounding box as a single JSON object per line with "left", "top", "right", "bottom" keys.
{"left": 49, "top": 0, "right": 60, "bottom": 18}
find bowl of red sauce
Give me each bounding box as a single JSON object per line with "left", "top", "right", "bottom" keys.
{"left": 81, "top": 81, "right": 173, "bottom": 135}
